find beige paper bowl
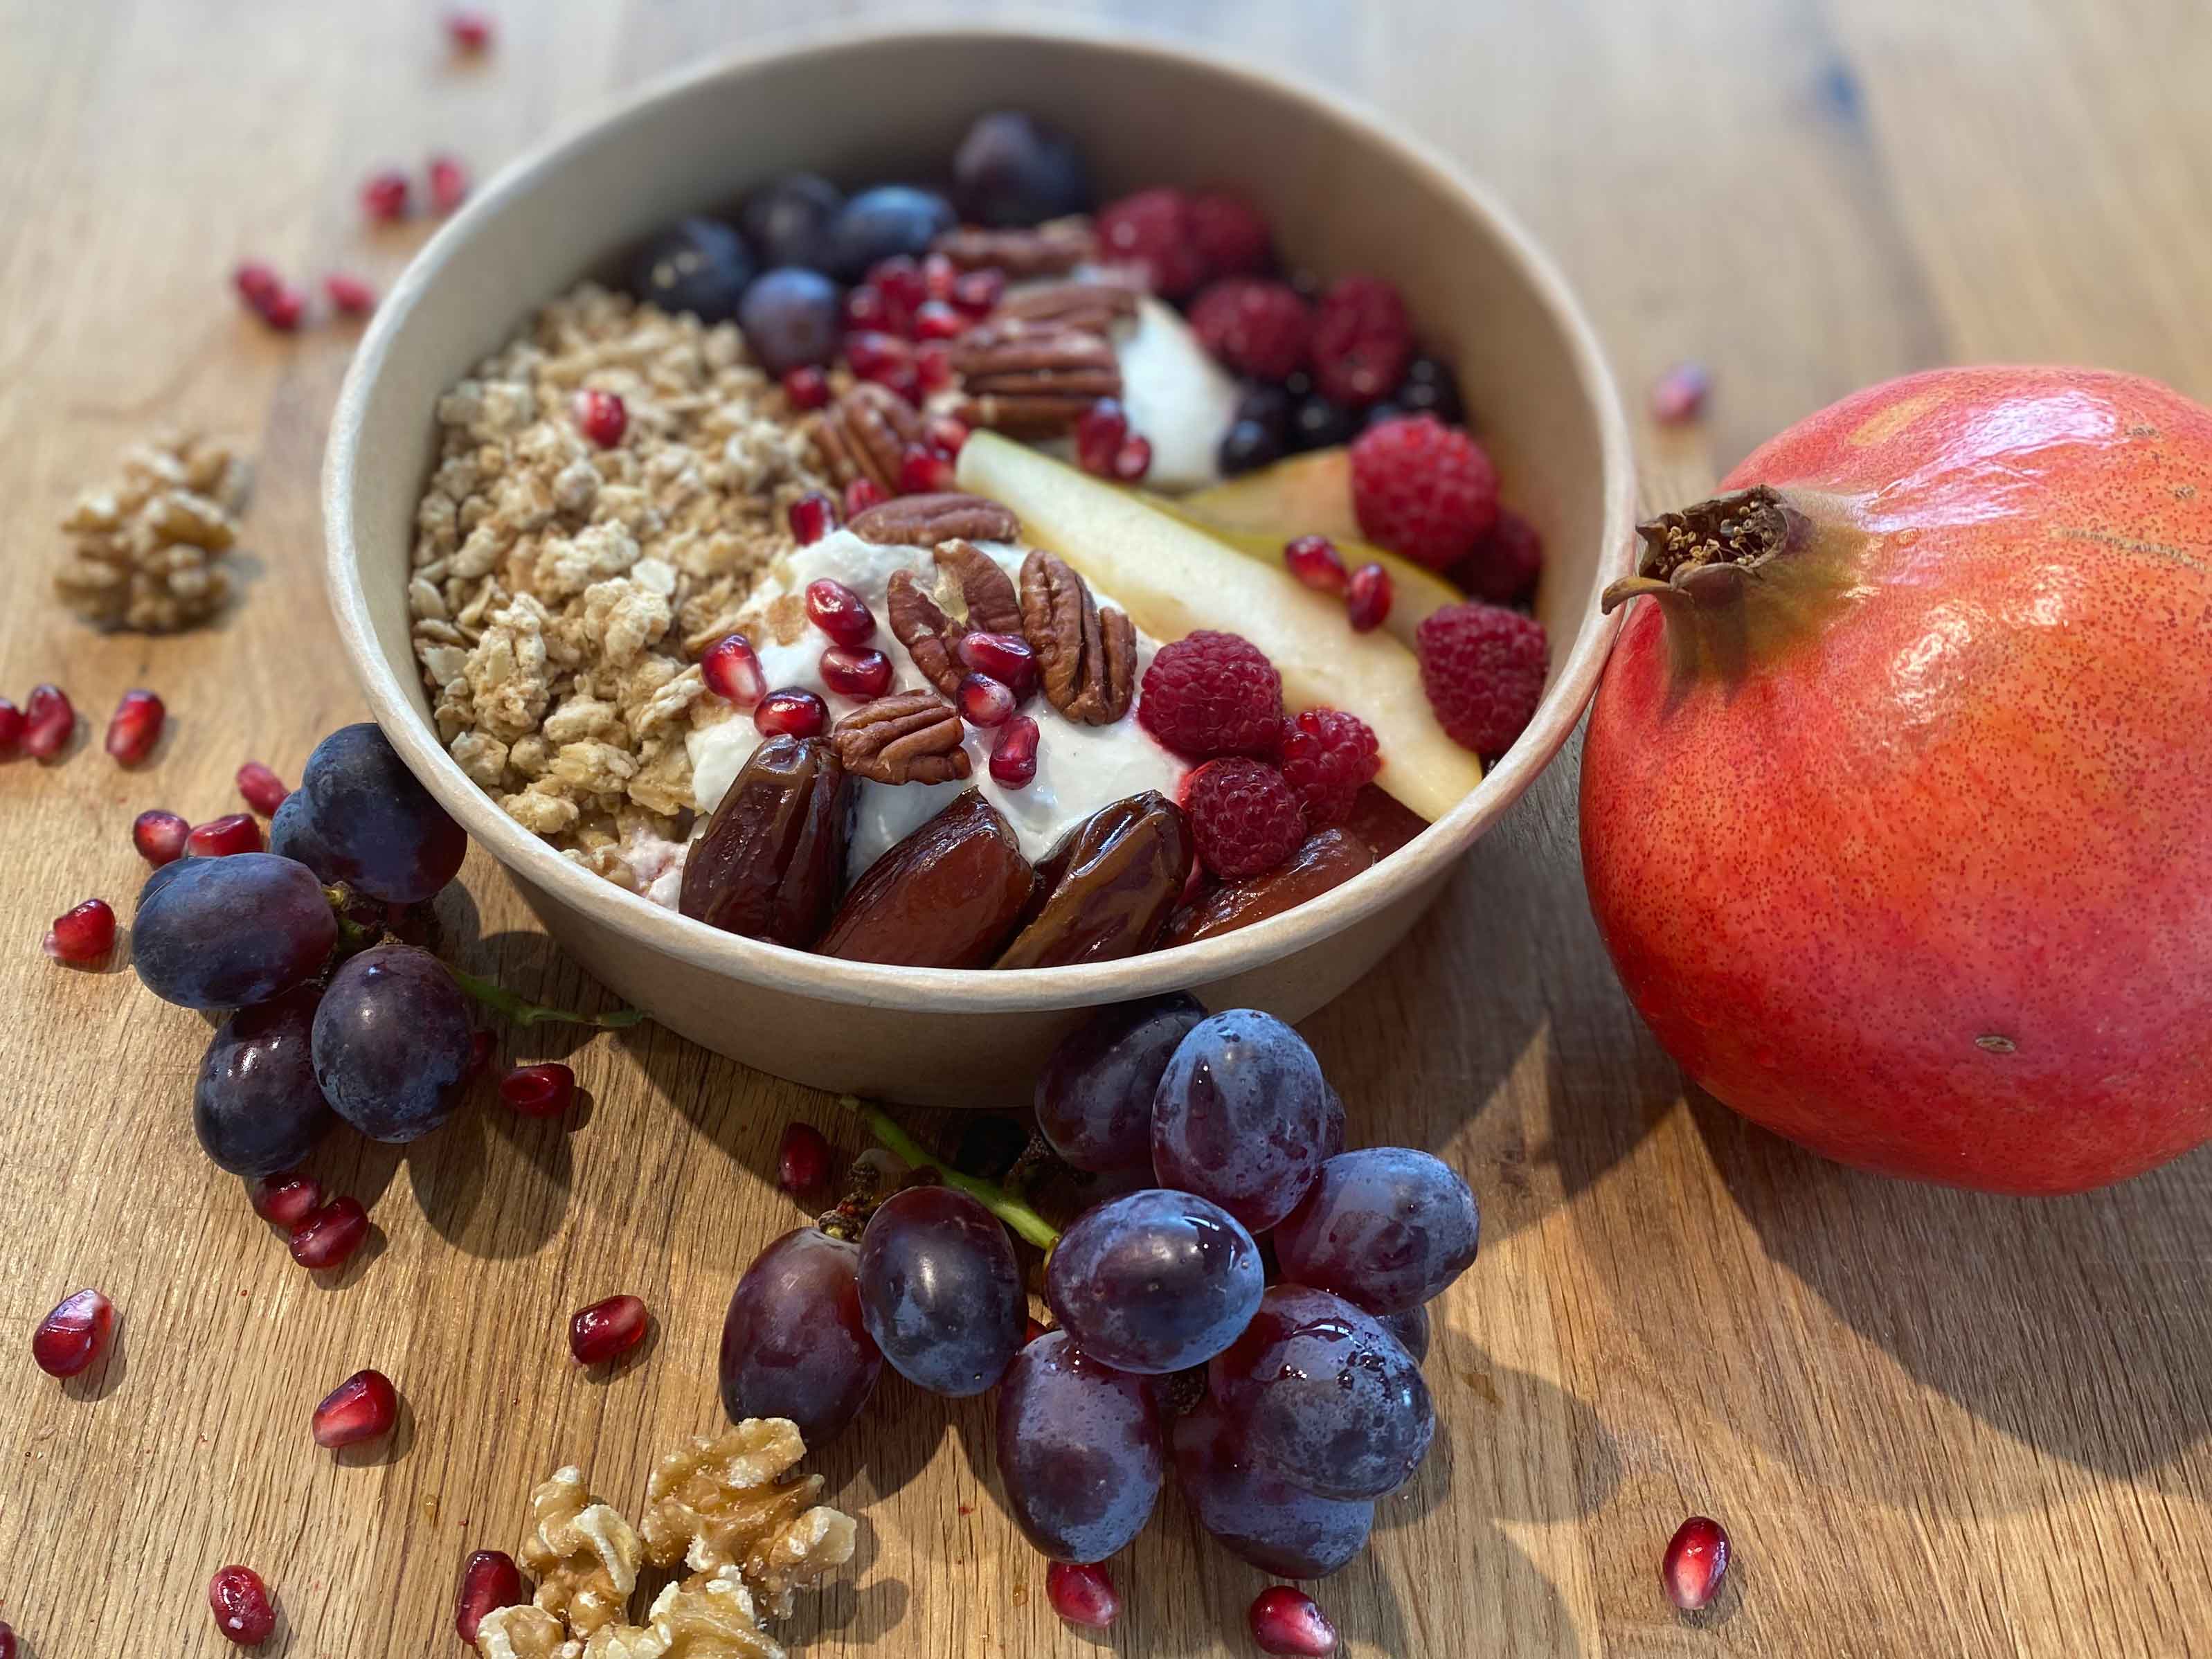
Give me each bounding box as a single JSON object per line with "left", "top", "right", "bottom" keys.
{"left": 324, "top": 20, "right": 1635, "bottom": 1106}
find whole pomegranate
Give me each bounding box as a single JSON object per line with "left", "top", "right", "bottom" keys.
{"left": 1581, "top": 366, "right": 2212, "bottom": 1194}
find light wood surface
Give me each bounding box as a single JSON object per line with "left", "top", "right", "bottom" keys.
{"left": 5, "top": 3, "right": 2211, "bottom": 1657}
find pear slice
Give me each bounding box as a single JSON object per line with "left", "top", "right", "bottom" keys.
{"left": 1179, "top": 448, "right": 1360, "bottom": 542}
{"left": 958, "top": 432, "right": 1482, "bottom": 823}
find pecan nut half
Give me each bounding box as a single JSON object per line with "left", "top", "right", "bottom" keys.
{"left": 1020, "top": 550, "right": 1136, "bottom": 724}
{"left": 849, "top": 492, "right": 1021, "bottom": 548}
{"left": 931, "top": 217, "right": 1097, "bottom": 278}
{"left": 996, "top": 279, "right": 1141, "bottom": 338}
{"left": 807, "top": 382, "right": 922, "bottom": 492}
{"left": 888, "top": 540, "right": 1025, "bottom": 695}
{"left": 950, "top": 321, "right": 1122, "bottom": 438}
{"left": 831, "top": 689, "right": 971, "bottom": 784}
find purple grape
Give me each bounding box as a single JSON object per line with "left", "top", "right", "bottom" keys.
{"left": 738, "top": 267, "right": 843, "bottom": 377}
{"left": 1172, "top": 1397, "right": 1374, "bottom": 1577}
{"left": 996, "top": 1330, "right": 1163, "bottom": 1564}
{"left": 294, "top": 723, "right": 466, "bottom": 904}
{"left": 737, "top": 172, "right": 844, "bottom": 270}
{"left": 1275, "top": 1148, "right": 1480, "bottom": 1315}
{"left": 952, "top": 111, "right": 1093, "bottom": 228}
{"left": 857, "top": 1186, "right": 1025, "bottom": 1397}
{"left": 1035, "top": 993, "right": 1203, "bottom": 1174}
{"left": 721, "top": 1227, "right": 883, "bottom": 1446}
{"left": 134, "top": 852, "right": 336, "bottom": 1010}
{"left": 192, "top": 985, "right": 335, "bottom": 1176}
{"left": 1378, "top": 1303, "right": 1430, "bottom": 1364}
{"left": 1209, "top": 1284, "right": 1433, "bottom": 1501}
{"left": 1151, "top": 1010, "right": 1335, "bottom": 1231}
{"left": 825, "top": 186, "right": 954, "bottom": 281}
{"left": 1045, "top": 1189, "right": 1263, "bottom": 1374}
{"left": 310, "top": 943, "right": 473, "bottom": 1142}
{"left": 629, "top": 215, "right": 754, "bottom": 322}
{"left": 267, "top": 789, "right": 339, "bottom": 883}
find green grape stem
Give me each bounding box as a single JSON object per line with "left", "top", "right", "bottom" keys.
{"left": 447, "top": 965, "right": 645, "bottom": 1030}
{"left": 836, "top": 1095, "right": 1063, "bottom": 1250}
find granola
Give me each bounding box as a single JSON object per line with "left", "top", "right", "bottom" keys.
{"left": 54, "top": 431, "right": 251, "bottom": 631}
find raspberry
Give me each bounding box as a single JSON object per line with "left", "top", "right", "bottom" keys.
{"left": 1415, "top": 602, "right": 1549, "bottom": 755}
{"left": 1277, "top": 708, "right": 1381, "bottom": 827}
{"left": 1186, "top": 758, "right": 1307, "bottom": 879}
{"left": 1190, "top": 279, "right": 1311, "bottom": 383}
{"left": 1187, "top": 190, "right": 1272, "bottom": 277}
{"left": 1452, "top": 505, "right": 1543, "bottom": 602}
{"left": 1138, "top": 631, "right": 1284, "bottom": 760}
{"left": 1350, "top": 414, "right": 1500, "bottom": 570}
{"left": 1096, "top": 188, "right": 1207, "bottom": 300}
{"left": 1310, "top": 274, "right": 1414, "bottom": 406}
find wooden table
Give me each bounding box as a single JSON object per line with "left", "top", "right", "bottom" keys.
{"left": 6, "top": 3, "right": 2210, "bottom": 1655}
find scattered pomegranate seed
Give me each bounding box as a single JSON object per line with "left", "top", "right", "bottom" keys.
{"left": 289, "top": 1196, "right": 370, "bottom": 1271}
{"left": 845, "top": 330, "right": 912, "bottom": 386}
{"left": 805, "top": 578, "right": 876, "bottom": 645}
{"left": 208, "top": 1565, "right": 276, "bottom": 1647}
{"left": 922, "top": 251, "right": 960, "bottom": 301}
{"left": 361, "top": 168, "right": 412, "bottom": 221}
{"left": 44, "top": 899, "right": 117, "bottom": 965}
{"left": 1249, "top": 1586, "right": 1338, "bottom": 1655}
{"left": 101, "top": 690, "right": 165, "bottom": 764}
{"left": 926, "top": 414, "right": 971, "bottom": 456}
{"left": 188, "top": 814, "right": 264, "bottom": 859}
{"left": 1662, "top": 1515, "right": 1731, "bottom": 1611}
{"left": 259, "top": 285, "right": 307, "bottom": 332}
{"left": 21, "top": 683, "right": 75, "bottom": 760}
{"left": 31, "top": 1288, "right": 114, "bottom": 1377}
{"left": 915, "top": 343, "right": 956, "bottom": 395}
{"left": 312, "top": 1367, "right": 399, "bottom": 1449}
{"left": 133, "top": 809, "right": 191, "bottom": 867}
{"left": 1651, "top": 361, "right": 1712, "bottom": 425}
{"left": 1074, "top": 400, "right": 1130, "bottom": 476}
{"left": 446, "top": 8, "right": 494, "bottom": 50}
{"left": 782, "top": 365, "right": 831, "bottom": 411}
{"left": 236, "top": 761, "right": 291, "bottom": 814}
{"left": 569, "top": 1294, "right": 650, "bottom": 1366}
{"left": 870, "top": 255, "right": 928, "bottom": 316}
{"left": 428, "top": 154, "right": 471, "bottom": 215}
{"left": 989, "top": 715, "right": 1040, "bottom": 788}
{"left": 0, "top": 1618, "right": 15, "bottom": 1658}
{"left": 1346, "top": 562, "right": 1393, "bottom": 633}
{"left": 573, "top": 388, "right": 628, "bottom": 448}
{"left": 249, "top": 1170, "right": 325, "bottom": 1228}
{"left": 820, "top": 645, "right": 893, "bottom": 700}
{"left": 956, "top": 631, "right": 1036, "bottom": 693}
{"left": 1284, "top": 535, "right": 1349, "bottom": 593}
{"left": 324, "top": 271, "right": 377, "bottom": 316}
{"left": 777, "top": 1122, "right": 833, "bottom": 1194}
{"left": 789, "top": 490, "right": 838, "bottom": 546}
{"left": 0, "top": 697, "right": 22, "bottom": 754}
{"left": 951, "top": 268, "right": 1004, "bottom": 317}
{"left": 500, "top": 1061, "right": 575, "bottom": 1119}
{"left": 912, "top": 301, "right": 966, "bottom": 341}
{"left": 898, "top": 443, "right": 957, "bottom": 494}
{"left": 701, "top": 634, "right": 766, "bottom": 708}
{"left": 466, "top": 1029, "right": 496, "bottom": 1080}
{"left": 844, "top": 285, "right": 896, "bottom": 334}
{"left": 845, "top": 478, "right": 888, "bottom": 517}
{"left": 958, "top": 674, "right": 1016, "bottom": 728}
{"left": 455, "top": 1550, "right": 525, "bottom": 1645}
{"left": 1113, "top": 433, "right": 1153, "bottom": 483}
{"left": 1046, "top": 1561, "right": 1121, "bottom": 1629}
{"left": 754, "top": 688, "right": 828, "bottom": 740}
{"left": 233, "top": 262, "right": 284, "bottom": 310}
{"left": 1024, "top": 1315, "right": 1050, "bottom": 1345}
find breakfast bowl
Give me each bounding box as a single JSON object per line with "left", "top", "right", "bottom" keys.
{"left": 324, "top": 19, "right": 1636, "bottom": 1106}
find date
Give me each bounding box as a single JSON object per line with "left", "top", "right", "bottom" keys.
{"left": 995, "top": 791, "right": 1194, "bottom": 969}
{"left": 1160, "top": 827, "right": 1373, "bottom": 947}
{"left": 818, "top": 791, "right": 1036, "bottom": 967}
{"left": 678, "top": 736, "right": 852, "bottom": 949}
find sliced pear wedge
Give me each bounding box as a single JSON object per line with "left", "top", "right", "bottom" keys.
{"left": 1178, "top": 447, "right": 1360, "bottom": 541}
{"left": 958, "top": 432, "right": 1482, "bottom": 823}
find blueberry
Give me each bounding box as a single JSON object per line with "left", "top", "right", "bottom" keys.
{"left": 1234, "top": 382, "right": 1293, "bottom": 440}
{"left": 825, "top": 186, "right": 955, "bottom": 281}
{"left": 1362, "top": 401, "right": 1408, "bottom": 432}
{"left": 737, "top": 172, "right": 844, "bottom": 271}
{"left": 1398, "top": 354, "right": 1465, "bottom": 424}
{"left": 738, "top": 267, "right": 843, "bottom": 376}
{"left": 952, "top": 111, "right": 1093, "bottom": 228}
{"left": 629, "top": 216, "right": 754, "bottom": 323}
{"left": 1219, "top": 419, "right": 1286, "bottom": 477}
{"left": 1292, "top": 395, "right": 1360, "bottom": 451}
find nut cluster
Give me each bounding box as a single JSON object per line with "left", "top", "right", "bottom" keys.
{"left": 53, "top": 431, "right": 252, "bottom": 632}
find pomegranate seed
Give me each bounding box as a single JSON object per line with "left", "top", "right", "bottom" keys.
{"left": 1346, "top": 562, "right": 1393, "bottom": 633}
{"left": 208, "top": 1565, "right": 276, "bottom": 1647}
{"left": 428, "top": 153, "right": 471, "bottom": 215}
{"left": 820, "top": 645, "right": 892, "bottom": 700}
{"left": 0, "top": 697, "right": 22, "bottom": 753}
{"left": 951, "top": 268, "right": 1005, "bottom": 317}
{"left": 573, "top": 388, "right": 627, "bottom": 448}
{"left": 237, "top": 761, "right": 290, "bottom": 814}
{"left": 569, "top": 1293, "right": 650, "bottom": 1365}
{"left": 446, "top": 8, "right": 494, "bottom": 50}
{"left": 1652, "top": 361, "right": 1712, "bottom": 425}
{"left": 958, "top": 674, "right": 1016, "bottom": 728}
{"left": 1284, "top": 535, "right": 1349, "bottom": 593}
{"left": 1112, "top": 433, "right": 1153, "bottom": 483}
{"left": 105, "top": 691, "right": 169, "bottom": 766}
{"left": 466, "top": 1030, "right": 496, "bottom": 1080}
{"left": 701, "top": 634, "right": 766, "bottom": 708}
{"left": 233, "top": 262, "right": 283, "bottom": 310}
{"left": 754, "top": 688, "right": 828, "bottom": 740}
{"left": 922, "top": 251, "right": 960, "bottom": 301}
{"left": 133, "top": 808, "right": 191, "bottom": 867}
{"left": 843, "top": 285, "right": 896, "bottom": 334}
{"left": 312, "top": 1367, "right": 399, "bottom": 1449}
{"left": 259, "top": 285, "right": 306, "bottom": 332}
{"left": 455, "top": 1550, "right": 525, "bottom": 1645}
{"left": 869, "top": 255, "right": 928, "bottom": 316}
{"left": 804, "top": 578, "right": 876, "bottom": 645}
{"left": 845, "top": 330, "right": 912, "bottom": 386}
{"left": 782, "top": 365, "right": 831, "bottom": 411}
{"left": 249, "top": 1170, "right": 324, "bottom": 1227}
{"left": 1249, "top": 1586, "right": 1338, "bottom": 1656}
{"left": 989, "top": 715, "right": 1040, "bottom": 789}
{"left": 913, "top": 300, "right": 966, "bottom": 341}
{"left": 926, "top": 414, "right": 971, "bottom": 456}
{"left": 361, "top": 168, "right": 411, "bottom": 221}
{"left": 898, "top": 444, "right": 956, "bottom": 494}
{"left": 845, "top": 478, "right": 888, "bottom": 517}
{"left": 324, "top": 271, "right": 377, "bottom": 316}
{"left": 44, "top": 899, "right": 116, "bottom": 965}
{"left": 956, "top": 631, "right": 1036, "bottom": 692}
{"left": 188, "top": 814, "right": 264, "bottom": 859}
{"left": 1662, "top": 1515, "right": 1731, "bottom": 1611}
{"left": 0, "top": 1619, "right": 15, "bottom": 1658}
{"left": 1046, "top": 1561, "right": 1120, "bottom": 1629}
{"left": 31, "top": 1288, "right": 114, "bottom": 1377}
{"left": 1024, "top": 1314, "right": 1050, "bottom": 1345}
{"left": 777, "top": 1122, "right": 832, "bottom": 1194}
{"left": 1074, "top": 400, "right": 1130, "bottom": 476}
{"left": 500, "top": 1061, "right": 575, "bottom": 1119}
{"left": 915, "top": 343, "right": 956, "bottom": 395}
{"left": 21, "top": 683, "right": 75, "bottom": 759}
{"left": 289, "top": 1196, "right": 370, "bottom": 1271}
{"left": 789, "top": 490, "right": 838, "bottom": 546}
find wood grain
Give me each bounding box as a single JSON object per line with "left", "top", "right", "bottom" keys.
{"left": 5, "top": 3, "right": 2211, "bottom": 1656}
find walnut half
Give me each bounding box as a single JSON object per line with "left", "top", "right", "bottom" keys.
{"left": 640, "top": 1422, "right": 861, "bottom": 1619}
{"left": 53, "top": 431, "right": 251, "bottom": 632}
{"left": 519, "top": 1467, "right": 645, "bottom": 1639}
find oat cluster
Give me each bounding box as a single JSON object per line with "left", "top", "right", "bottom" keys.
{"left": 407, "top": 284, "right": 828, "bottom": 890}
{"left": 53, "top": 432, "right": 251, "bottom": 631}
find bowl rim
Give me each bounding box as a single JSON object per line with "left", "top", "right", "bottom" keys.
{"left": 323, "top": 15, "right": 1637, "bottom": 1015}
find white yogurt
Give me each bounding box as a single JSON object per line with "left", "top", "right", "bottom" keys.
{"left": 1027, "top": 287, "right": 1243, "bottom": 493}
